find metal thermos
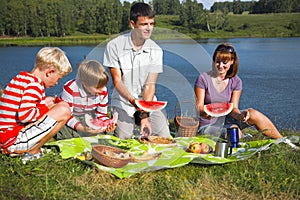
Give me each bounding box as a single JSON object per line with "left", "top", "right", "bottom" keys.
{"left": 227, "top": 127, "right": 239, "bottom": 148}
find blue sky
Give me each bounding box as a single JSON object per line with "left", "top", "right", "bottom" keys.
{"left": 122, "top": 0, "right": 257, "bottom": 10}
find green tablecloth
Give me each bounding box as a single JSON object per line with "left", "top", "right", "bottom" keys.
{"left": 46, "top": 135, "right": 277, "bottom": 178}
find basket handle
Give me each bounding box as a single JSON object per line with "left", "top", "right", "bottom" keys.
{"left": 174, "top": 100, "right": 197, "bottom": 117}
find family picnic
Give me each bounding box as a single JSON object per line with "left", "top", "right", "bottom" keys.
{"left": 0, "top": 2, "right": 286, "bottom": 168}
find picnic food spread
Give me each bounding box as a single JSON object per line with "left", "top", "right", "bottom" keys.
{"left": 46, "top": 134, "right": 284, "bottom": 178}
{"left": 204, "top": 102, "right": 234, "bottom": 117}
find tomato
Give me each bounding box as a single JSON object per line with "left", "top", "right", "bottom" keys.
{"left": 188, "top": 142, "right": 202, "bottom": 154}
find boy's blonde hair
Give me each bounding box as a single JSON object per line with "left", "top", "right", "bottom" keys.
{"left": 77, "top": 60, "right": 109, "bottom": 88}
{"left": 34, "top": 47, "right": 72, "bottom": 76}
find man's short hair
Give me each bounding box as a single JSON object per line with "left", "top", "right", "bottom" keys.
{"left": 130, "top": 2, "right": 154, "bottom": 23}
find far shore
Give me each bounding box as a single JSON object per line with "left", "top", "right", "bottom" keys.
{"left": 1, "top": 34, "right": 299, "bottom": 47}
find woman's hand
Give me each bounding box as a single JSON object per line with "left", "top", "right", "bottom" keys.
{"left": 239, "top": 110, "right": 250, "bottom": 122}
{"left": 196, "top": 102, "right": 211, "bottom": 120}
{"left": 199, "top": 110, "right": 212, "bottom": 120}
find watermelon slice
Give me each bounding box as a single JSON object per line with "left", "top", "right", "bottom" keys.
{"left": 135, "top": 100, "right": 167, "bottom": 112}
{"left": 204, "top": 102, "right": 234, "bottom": 117}
{"left": 85, "top": 113, "right": 118, "bottom": 131}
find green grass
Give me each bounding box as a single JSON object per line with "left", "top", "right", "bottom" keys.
{"left": 158, "top": 12, "right": 300, "bottom": 39}
{"left": 1, "top": 128, "right": 299, "bottom": 199}
{"left": 0, "top": 33, "right": 108, "bottom": 47}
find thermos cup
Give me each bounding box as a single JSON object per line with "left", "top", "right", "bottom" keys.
{"left": 214, "top": 141, "right": 229, "bottom": 158}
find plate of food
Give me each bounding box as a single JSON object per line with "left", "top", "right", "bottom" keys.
{"left": 138, "top": 136, "right": 177, "bottom": 147}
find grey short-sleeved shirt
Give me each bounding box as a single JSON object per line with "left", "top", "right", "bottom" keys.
{"left": 103, "top": 32, "right": 163, "bottom": 116}
{"left": 194, "top": 71, "right": 242, "bottom": 126}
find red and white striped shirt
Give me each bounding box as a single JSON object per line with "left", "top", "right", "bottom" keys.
{"left": 0, "top": 71, "right": 48, "bottom": 129}
{"left": 60, "top": 79, "right": 108, "bottom": 130}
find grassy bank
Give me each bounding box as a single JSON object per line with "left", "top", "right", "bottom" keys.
{"left": 0, "top": 34, "right": 108, "bottom": 47}
{"left": 0, "top": 128, "right": 299, "bottom": 199}
{"left": 0, "top": 13, "right": 299, "bottom": 46}
{"left": 155, "top": 12, "right": 300, "bottom": 39}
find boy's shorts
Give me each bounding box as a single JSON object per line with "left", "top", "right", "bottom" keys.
{"left": 197, "top": 114, "right": 252, "bottom": 138}
{"left": 6, "top": 115, "right": 57, "bottom": 154}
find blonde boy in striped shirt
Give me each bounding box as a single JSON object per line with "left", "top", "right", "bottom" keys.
{"left": 0, "top": 47, "right": 72, "bottom": 161}
{"left": 56, "top": 60, "right": 116, "bottom": 140}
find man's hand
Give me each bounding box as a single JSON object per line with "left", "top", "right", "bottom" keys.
{"left": 140, "top": 117, "right": 152, "bottom": 137}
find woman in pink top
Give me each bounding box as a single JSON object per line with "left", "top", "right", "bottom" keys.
{"left": 194, "top": 43, "right": 283, "bottom": 139}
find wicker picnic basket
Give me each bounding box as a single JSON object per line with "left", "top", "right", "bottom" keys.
{"left": 174, "top": 101, "right": 199, "bottom": 137}
{"left": 91, "top": 145, "right": 132, "bottom": 168}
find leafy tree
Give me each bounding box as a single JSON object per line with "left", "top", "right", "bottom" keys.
{"left": 153, "top": 0, "right": 168, "bottom": 14}
{"left": 4, "top": 0, "right": 27, "bottom": 36}
{"left": 251, "top": 0, "right": 300, "bottom": 14}
{"left": 82, "top": 6, "right": 96, "bottom": 34}
{"left": 232, "top": 0, "right": 243, "bottom": 14}
{"left": 0, "top": 0, "right": 6, "bottom": 35}
{"left": 121, "top": 1, "right": 131, "bottom": 32}
{"left": 179, "top": 0, "right": 206, "bottom": 31}
{"left": 211, "top": 0, "right": 254, "bottom": 14}
{"left": 96, "top": 0, "right": 123, "bottom": 35}
{"left": 153, "top": 0, "right": 181, "bottom": 15}
{"left": 208, "top": 10, "right": 228, "bottom": 32}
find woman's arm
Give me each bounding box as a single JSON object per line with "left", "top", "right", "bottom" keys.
{"left": 194, "top": 85, "right": 209, "bottom": 118}
{"left": 230, "top": 90, "right": 250, "bottom": 121}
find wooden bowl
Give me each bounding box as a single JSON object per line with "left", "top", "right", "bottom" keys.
{"left": 91, "top": 145, "right": 132, "bottom": 168}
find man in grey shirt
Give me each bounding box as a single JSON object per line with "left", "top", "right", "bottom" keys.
{"left": 103, "top": 2, "right": 170, "bottom": 139}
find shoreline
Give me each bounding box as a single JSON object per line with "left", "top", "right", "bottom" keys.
{"left": 1, "top": 35, "right": 299, "bottom": 47}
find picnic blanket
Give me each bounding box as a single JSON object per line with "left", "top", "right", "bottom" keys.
{"left": 45, "top": 135, "right": 290, "bottom": 178}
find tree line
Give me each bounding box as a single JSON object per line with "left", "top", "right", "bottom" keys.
{"left": 0, "top": 0, "right": 127, "bottom": 37}
{"left": 0, "top": 0, "right": 299, "bottom": 37}
{"left": 210, "top": 0, "right": 300, "bottom": 14}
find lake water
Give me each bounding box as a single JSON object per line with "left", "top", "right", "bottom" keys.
{"left": 0, "top": 37, "right": 299, "bottom": 131}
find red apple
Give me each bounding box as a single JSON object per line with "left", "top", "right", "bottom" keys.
{"left": 200, "top": 142, "right": 212, "bottom": 154}
{"left": 188, "top": 142, "right": 202, "bottom": 154}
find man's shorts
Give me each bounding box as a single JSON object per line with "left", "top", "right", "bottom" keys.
{"left": 6, "top": 115, "right": 57, "bottom": 154}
